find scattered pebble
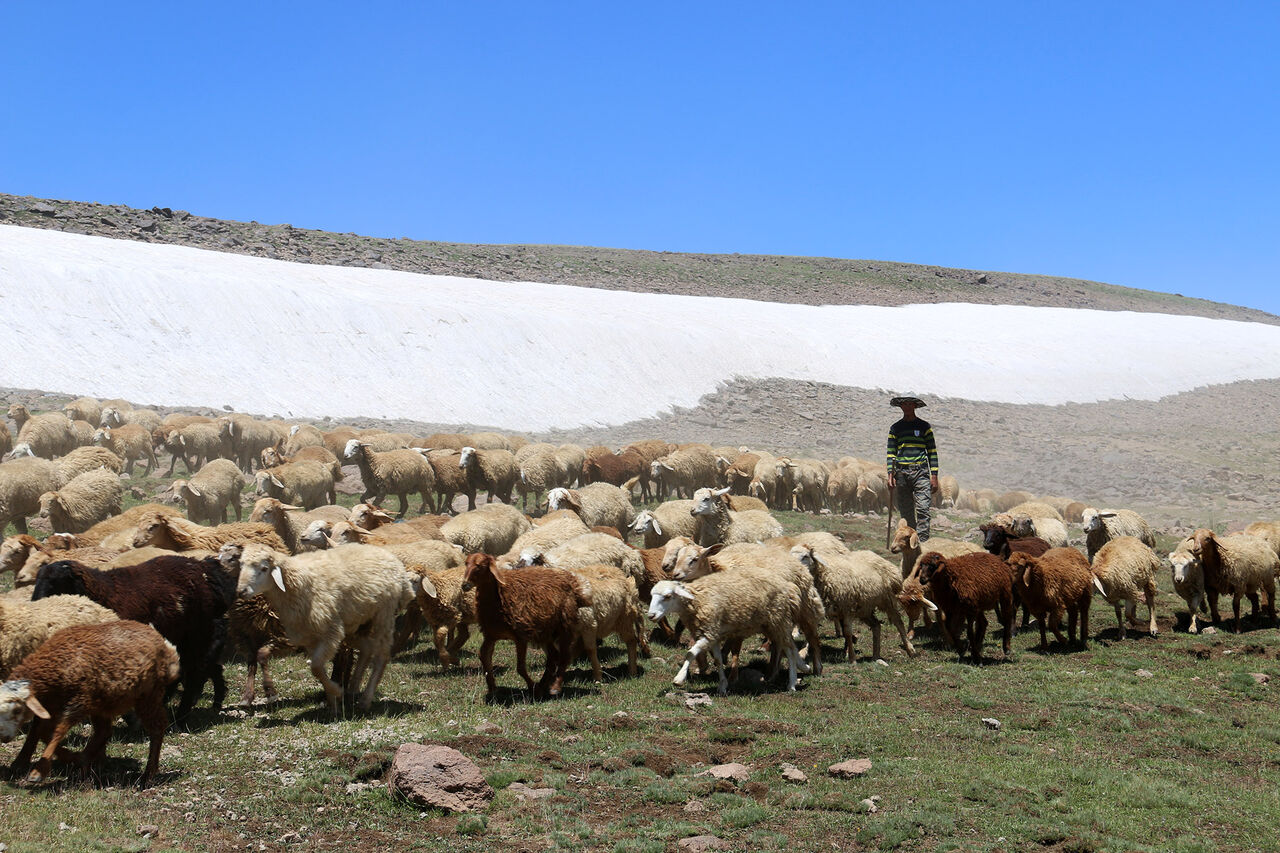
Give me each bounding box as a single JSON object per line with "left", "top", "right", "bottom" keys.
{"left": 507, "top": 782, "right": 556, "bottom": 801}
{"left": 1250, "top": 673, "right": 1271, "bottom": 685}
{"left": 875, "top": 659, "right": 889, "bottom": 668}
{"left": 981, "top": 718, "right": 1002, "bottom": 731}
{"left": 780, "top": 763, "right": 808, "bottom": 783}
{"left": 475, "top": 722, "right": 502, "bottom": 735}
{"left": 1135, "top": 669, "right": 1153, "bottom": 679}
{"left": 137, "top": 825, "right": 159, "bottom": 839}
{"left": 683, "top": 799, "right": 707, "bottom": 813}
{"left": 58, "top": 823, "right": 74, "bottom": 833}
{"left": 677, "top": 834, "right": 728, "bottom": 852}
{"left": 860, "top": 798, "right": 879, "bottom": 813}
{"left": 696, "top": 762, "right": 751, "bottom": 783}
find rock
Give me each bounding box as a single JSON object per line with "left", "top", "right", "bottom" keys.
{"left": 1135, "top": 669, "right": 1153, "bottom": 679}
{"left": 386, "top": 744, "right": 494, "bottom": 813}
{"left": 507, "top": 782, "right": 556, "bottom": 801}
{"left": 677, "top": 835, "right": 729, "bottom": 853}
{"left": 1202, "top": 626, "right": 1218, "bottom": 635}
{"left": 697, "top": 762, "right": 750, "bottom": 783}
{"left": 828, "top": 758, "right": 872, "bottom": 778}
{"left": 780, "top": 763, "right": 808, "bottom": 783}
{"left": 137, "top": 219, "right": 158, "bottom": 233}
{"left": 1250, "top": 673, "right": 1270, "bottom": 685}
{"left": 875, "top": 659, "right": 889, "bottom": 667}
{"left": 683, "top": 799, "right": 707, "bottom": 813}
{"left": 981, "top": 718, "right": 1002, "bottom": 730}
{"left": 475, "top": 722, "right": 502, "bottom": 735}
{"left": 30, "top": 203, "right": 57, "bottom": 216}
{"left": 666, "top": 691, "right": 713, "bottom": 709}
{"left": 860, "top": 798, "right": 879, "bottom": 813}
{"left": 137, "top": 826, "right": 159, "bottom": 838}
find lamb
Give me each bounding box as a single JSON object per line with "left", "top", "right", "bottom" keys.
{"left": 255, "top": 459, "right": 337, "bottom": 510}
{"left": 52, "top": 445, "right": 123, "bottom": 487}
{"left": 0, "top": 594, "right": 118, "bottom": 678}
{"left": 175, "top": 458, "right": 247, "bottom": 524}
{"left": 515, "top": 445, "right": 572, "bottom": 510}
{"left": 630, "top": 501, "right": 698, "bottom": 549}
{"left": 132, "top": 512, "right": 288, "bottom": 554}
{"left": 650, "top": 445, "right": 719, "bottom": 499}
{"left": 888, "top": 519, "right": 984, "bottom": 578}
{"left": 516, "top": 531, "right": 645, "bottom": 583}
{"left": 1185, "top": 529, "right": 1279, "bottom": 633}
{"left": 0, "top": 456, "right": 57, "bottom": 534}
{"left": 440, "top": 503, "right": 532, "bottom": 555}
{"left": 6, "top": 534, "right": 123, "bottom": 587}
{"left": 581, "top": 447, "right": 647, "bottom": 495}
{"left": 690, "top": 487, "right": 784, "bottom": 547}
{"left": 31, "top": 554, "right": 235, "bottom": 719}
{"left": 7, "top": 404, "right": 75, "bottom": 459}
{"left": 1168, "top": 541, "right": 1211, "bottom": 634}
{"left": 408, "top": 566, "right": 477, "bottom": 667}
{"left": 218, "top": 414, "right": 281, "bottom": 473}
{"left": 824, "top": 466, "right": 860, "bottom": 513}
{"left": 647, "top": 567, "right": 809, "bottom": 695}
{"left": 1081, "top": 508, "right": 1156, "bottom": 561}
{"left": 61, "top": 397, "right": 103, "bottom": 427}
{"left": 547, "top": 483, "right": 636, "bottom": 534}
{"left": 1006, "top": 549, "right": 1093, "bottom": 650}
{"left": 249, "top": 498, "right": 350, "bottom": 553}
{"left": 855, "top": 470, "right": 890, "bottom": 514}
{"left": 457, "top": 445, "right": 518, "bottom": 509}
{"left": 464, "top": 553, "right": 589, "bottom": 699}
{"left": 791, "top": 544, "right": 915, "bottom": 661}
{"left": 345, "top": 440, "right": 436, "bottom": 515}
{"left": 553, "top": 444, "right": 586, "bottom": 487}
{"left": 722, "top": 451, "right": 762, "bottom": 495}
{"left": 980, "top": 524, "right": 1051, "bottom": 561}
{"left": 417, "top": 448, "right": 468, "bottom": 515}
{"left": 101, "top": 406, "right": 162, "bottom": 434}
{"left": 747, "top": 454, "right": 781, "bottom": 509}
{"left": 234, "top": 542, "right": 413, "bottom": 713}
{"left": 1006, "top": 514, "right": 1069, "bottom": 548}
{"left": 93, "top": 425, "right": 157, "bottom": 475}
{"left": 1089, "top": 536, "right": 1161, "bottom": 639}
{"left": 785, "top": 459, "right": 829, "bottom": 513}
{"left": 914, "top": 551, "right": 1015, "bottom": 663}
{"left": 561, "top": 563, "right": 648, "bottom": 683}
{"left": 37, "top": 468, "right": 123, "bottom": 534}
{"left": 1, "top": 621, "right": 179, "bottom": 787}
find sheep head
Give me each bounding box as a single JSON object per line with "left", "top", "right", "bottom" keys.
{"left": 6, "top": 404, "right": 29, "bottom": 423}
{"left": 7, "top": 443, "right": 34, "bottom": 459}
{"left": 979, "top": 523, "right": 1006, "bottom": 552}
{"left": 1170, "top": 549, "right": 1201, "bottom": 589}
{"left": 647, "top": 580, "right": 695, "bottom": 622}
{"left": 0, "top": 680, "right": 50, "bottom": 743}
{"left": 1081, "top": 509, "right": 1102, "bottom": 533}
{"left": 914, "top": 552, "right": 946, "bottom": 585}
{"left": 889, "top": 519, "right": 918, "bottom": 554}
{"left": 132, "top": 514, "right": 172, "bottom": 549}
{"left": 690, "top": 487, "right": 731, "bottom": 517}
{"left": 237, "top": 544, "right": 286, "bottom": 597}
{"left": 343, "top": 439, "right": 367, "bottom": 461}
{"left": 631, "top": 511, "right": 657, "bottom": 536}
{"left": 36, "top": 492, "right": 60, "bottom": 519}
{"left": 546, "top": 488, "right": 581, "bottom": 514}
{"left": 790, "top": 544, "right": 819, "bottom": 572}
{"left": 463, "top": 552, "right": 501, "bottom": 589}
{"left": 0, "top": 535, "right": 41, "bottom": 576}
{"left": 1008, "top": 514, "right": 1036, "bottom": 538}
{"left": 670, "top": 542, "right": 723, "bottom": 581}
{"left": 299, "top": 520, "right": 334, "bottom": 550}
{"left": 459, "top": 446, "right": 477, "bottom": 468}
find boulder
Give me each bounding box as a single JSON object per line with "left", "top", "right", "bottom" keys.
{"left": 386, "top": 744, "right": 493, "bottom": 813}
{"left": 828, "top": 758, "right": 872, "bottom": 778}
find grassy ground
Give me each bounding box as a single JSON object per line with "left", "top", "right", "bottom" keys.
{"left": 4, "top": 487, "right": 1280, "bottom": 853}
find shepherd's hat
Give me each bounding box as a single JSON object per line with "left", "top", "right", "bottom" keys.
{"left": 889, "top": 395, "right": 926, "bottom": 408}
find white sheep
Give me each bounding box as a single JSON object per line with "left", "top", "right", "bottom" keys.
{"left": 650, "top": 445, "right": 719, "bottom": 499}
{"left": 345, "top": 439, "right": 436, "bottom": 515}
{"left": 630, "top": 500, "right": 698, "bottom": 549}
{"left": 52, "top": 445, "right": 123, "bottom": 488}
{"left": 0, "top": 594, "right": 118, "bottom": 678}
{"left": 255, "top": 459, "right": 337, "bottom": 510}
{"left": 37, "top": 468, "right": 123, "bottom": 534}
{"left": 648, "top": 567, "right": 809, "bottom": 695}
{"left": 1090, "top": 536, "right": 1161, "bottom": 639}
{"left": 234, "top": 542, "right": 414, "bottom": 713}
{"left": 1169, "top": 541, "right": 1211, "bottom": 634}
{"left": 689, "top": 487, "right": 783, "bottom": 547}
{"left": 218, "top": 414, "right": 281, "bottom": 473}
{"left": 439, "top": 503, "right": 532, "bottom": 555}
{"left": 7, "top": 405, "right": 75, "bottom": 459}
{"left": 175, "top": 458, "right": 248, "bottom": 524}
{"left": 515, "top": 445, "right": 571, "bottom": 510}
{"left": 791, "top": 544, "right": 915, "bottom": 660}
{"left": 1081, "top": 508, "right": 1155, "bottom": 560}
{"left": 504, "top": 515, "right": 592, "bottom": 561}
{"left": 1007, "top": 513, "right": 1069, "bottom": 548}
{"left": 517, "top": 531, "right": 645, "bottom": 583}
{"left": 458, "top": 445, "right": 518, "bottom": 509}
{"left": 92, "top": 425, "right": 156, "bottom": 476}
{"left": 562, "top": 563, "right": 648, "bottom": 683}
{"left": 0, "top": 456, "right": 58, "bottom": 534}
{"left": 1187, "top": 528, "right": 1279, "bottom": 633}
{"left": 249, "top": 498, "right": 351, "bottom": 553}
{"left": 546, "top": 483, "right": 635, "bottom": 534}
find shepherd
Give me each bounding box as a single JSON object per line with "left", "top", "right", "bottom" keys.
{"left": 886, "top": 395, "right": 940, "bottom": 544}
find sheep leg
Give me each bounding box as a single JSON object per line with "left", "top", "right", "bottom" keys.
{"left": 1145, "top": 584, "right": 1159, "bottom": 635}
{"left": 634, "top": 616, "right": 651, "bottom": 658}
{"left": 233, "top": 498, "right": 242, "bottom": 522}
{"left": 1266, "top": 580, "right": 1278, "bottom": 624}
{"left": 27, "top": 716, "right": 75, "bottom": 785}
{"left": 137, "top": 688, "right": 168, "bottom": 788}
{"left": 1079, "top": 595, "right": 1090, "bottom": 648}
{"left": 1232, "top": 593, "right": 1243, "bottom": 633}
{"left": 842, "top": 616, "right": 856, "bottom": 662}
{"left": 581, "top": 631, "right": 603, "bottom": 684}
{"left": 1206, "top": 589, "right": 1221, "bottom": 626}
{"left": 1048, "top": 610, "right": 1068, "bottom": 646}
{"left": 710, "top": 640, "right": 730, "bottom": 696}
{"left": 1113, "top": 603, "right": 1126, "bottom": 640}
{"left": 884, "top": 602, "right": 915, "bottom": 657}
{"left": 513, "top": 639, "right": 535, "bottom": 691}
{"left": 1036, "top": 611, "right": 1049, "bottom": 651}
{"left": 80, "top": 715, "right": 114, "bottom": 781}
{"left": 781, "top": 637, "right": 802, "bottom": 691}
{"left": 1067, "top": 605, "right": 1079, "bottom": 646}
{"left": 1187, "top": 594, "right": 1201, "bottom": 634}
{"left": 395, "top": 493, "right": 409, "bottom": 518}
{"left": 418, "top": 491, "right": 434, "bottom": 515}
{"left": 357, "top": 651, "right": 389, "bottom": 711}
{"left": 307, "top": 643, "right": 345, "bottom": 714}
{"left": 479, "top": 637, "right": 499, "bottom": 694}
{"left": 433, "top": 626, "right": 454, "bottom": 667}
{"left": 546, "top": 632, "right": 572, "bottom": 697}
{"left": 970, "top": 613, "right": 987, "bottom": 664}
{"left": 447, "top": 625, "right": 471, "bottom": 659}
{"left": 675, "top": 637, "right": 710, "bottom": 686}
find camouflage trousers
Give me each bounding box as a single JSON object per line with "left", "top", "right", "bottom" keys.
{"left": 893, "top": 465, "right": 933, "bottom": 542}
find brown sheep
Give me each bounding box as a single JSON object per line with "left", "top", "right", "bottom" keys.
{"left": 1006, "top": 548, "right": 1093, "bottom": 650}
{"left": 915, "top": 551, "right": 1015, "bottom": 664}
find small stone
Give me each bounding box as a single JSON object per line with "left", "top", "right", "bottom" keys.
{"left": 697, "top": 762, "right": 750, "bottom": 783}
{"left": 345, "top": 782, "right": 373, "bottom": 794}
{"left": 386, "top": 744, "right": 494, "bottom": 813}
{"left": 860, "top": 798, "right": 879, "bottom": 813}
{"left": 1202, "top": 626, "right": 1218, "bottom": 635}
{"left": 828, "top": 758, "right": 872, "bottom": 778}
{"left": 58, "top": 823, "right": 74, "bottom": 833}
{"left": 1250, "top": 673, "right": 1270, "bottom": 685}
{"left": 875, "top": 659, "right": 889, "bottom": 667}
{"left": 613, "top": 711, "right": 629, "bottom": 719}
{"left": 137, "top": 825, "right": 159, "bottom": 838}
{"left": 1135, "top": 669, "right": 1153, "bottom": 678}
{"left": 475, "top": 722, "right": 502, "bottom": 735}
{"left": 279, "top": 832, "right": 303, "bottom": 844}
{"left": 780, "top": 763, "right": 808, "bottom": 783}
{"left": 683, "top": 799, "right": 707, "bottom": 813}
{"left": 981, "top": 718, "right": 1002, "bottom": 731}
{"left": 677, "top": 834, "right": 729, "bottom": 852}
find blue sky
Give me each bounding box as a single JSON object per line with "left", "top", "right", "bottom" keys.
{"left": 3, "top": 3, "right": 1277, "bottom": 313}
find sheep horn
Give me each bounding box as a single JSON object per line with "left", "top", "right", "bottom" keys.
{"left": 920, "top": 597, "right": 939, "bottom": 612}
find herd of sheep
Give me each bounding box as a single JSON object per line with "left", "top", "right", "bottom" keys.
{"left": 0, "top": 395, "right": 1278, "bottom": 789}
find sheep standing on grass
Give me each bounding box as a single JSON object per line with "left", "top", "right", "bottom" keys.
{"left": 234, "top": 542, "right": 413, "bottom": 713}
{"left": 93, "top": 425, "right": 157, "bottom": 476}
{"left": 441, "top": 503, "right": 531, "bottom": 555}
{"left": 219, "top": 414, "right": 280, "bottom": 474}
{"left": 1169, "top": 542, "right": 1212, "bottom": 634}
{"left": 345, "top": 439, "right": 436, "bottom": 515}
{"left": 62, "top": 397, "right": 103, "bottom": 427}
{"left": 889, "top": 519, "right": 984, "bottom": 579}
{"left": 651, "top": 446, "right": 719, "bottom": 500}
{"left": 255, "top": 459, "right": 337, "bottom": 510}
{"left": 1, "top": 621, "right": 179, "bottom": 787}
{"left": 791, "top": 544, "right": 915, "bottom": 661}
{"left": 463, "top": 553, "right": 589, "bottom": 699}
{"left": 547, "top": 483, "right": 636, "bottom": 535}
{"left": 690, "top": 487, "right": 783, "bottom": 547}
{"left": 562, "top": 563, "right": 648, "bottom": 683}
{"left": 517, "top": 531, "right": 646, "bottom": 583}
{"left": 505, "top": 515, "right": 592, "bottom": 561}
{"left": 1089, "top": 536, "right": 1160, "bottom": 639}
{"left": 7, "top": 404, "right": 75, "bottom": 459}
{"left": 174, "top": 458, "right": 247, "bottom": 524}
{"left": 630, "top": 501, "right": 698, "bottom": 549}
{"left": 0, "top": 455, "right": 57, "bottom": 534}
{"left": 1006, "top": 549, "right": 1093, "bottom": 650}
{"left": 37, "top": 468, "right": 123, "bottom": 534}
{"left": 1082, "top": 508, "right": 1155, "bottom": 560}
{"left": 914, "top": 551, "right": 1015, "bottom": 664}
{"left": 458, "top": 445, "right": 518, "bottom": 509}
{"left": 1187, "top": 528, "right": 1279, "bottom": 633}
{"left": 169, "top": 422, "right": 229, "bottom": 476}
{"left": 1007, "top": 513, "right": 1069, "bottom": 549}
{"left": 132, "top": 512, "right": 288, "bottom": 554}
{"left": 249, "top": 498, "right": 350, "bottom": 554}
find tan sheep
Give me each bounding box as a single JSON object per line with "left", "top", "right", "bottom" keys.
{"left": 52, "top": 445, "right": 123, "bottom": 487}
{"left": 440, "top": 503, "right": 531, "bottom": 555}
{"left": 1090, "top": 536, "right": 1160, "bottom": 639}
{"left": 254, "top": 459, "right": 337, "bottom": 510}
{"left": 630, "top": 501, "right": 698, "bottom": 549}
{"left": 0, "top": 456, "right": 57, "bottom": 534}
{"left": 345, "top": 440, "right": 436, "bottom": 515}
{"left": 93, "top": 425, "right": 156, "bottom": 476}
{"left": 37, "top": 468, "right": 123, "bottom": 534}
{"left": 458, "top": 445, "right": 518, "bottom": 509}
{"left": 791, "top": 543, "right": 914, "bottom": 661}
{"left": 7, "top": 405, "right": 75, "bottom": 459}
{"left": 517, "top": 531, "right": 645, "bottom": 583}
{"left": 131, "top": 512, "right": 288, "bottom": 553}
{"left": 175, "top": 458, "right": 248, "bottom": 524}
{"left": 563, "top": 563, "right": 647, "bottom": 682}
{"left": 546, "top": 483, "right": 635, "bottom": 534}
{"left": 690, "top": 487, "right": 783, "bottom": 547}
{"left": 61, "top": 397, "right": 103, "bottom": 427}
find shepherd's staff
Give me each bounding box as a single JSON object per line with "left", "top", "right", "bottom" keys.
{"left": 885, "top": 469, "right": 895, "bottom": 549}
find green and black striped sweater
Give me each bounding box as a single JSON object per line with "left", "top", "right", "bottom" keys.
{"left": 886, "top": 417, "right": 938, "bottom": 473}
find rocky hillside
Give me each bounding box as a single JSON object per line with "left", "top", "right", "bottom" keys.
{"left": 2, "top": 192, "right": 1274, "bottom": 324}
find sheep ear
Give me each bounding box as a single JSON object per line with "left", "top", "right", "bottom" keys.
{"left": 187, "top": 483, "right": 202, "bottom": 497}
{"left": 920, "top": 597, "right": 939, "bottom": 612}
{"left": 713, "top": 487, "right": 731, "bottom": 497}
{"left": 1092, "top": 576, "right": 1106, "bottom": 595}
{"left": 909, "top": 531, "right": 920, "bottom": 549}
{"left": 270, "top": 475, "right": 284, "bottom": 489}
{"left": 179, "top": 435, "right": 187, "bottom": 446}
{"left": 418, "top": 576, "right": 438, "bottom": 599}
{"left": 281, "top": 504, "right": 302, "bottom": 511}
{"left": 352, "top": 525, "right": 372, "bottom": 535}
{"left": 1022, "top": 566, "right": 1034, "bottom": 587}
{"left": 1099, "top": 511, "right": 1118, "bottom": 518}
{"left": 25, "top": 692, "right": 51, "bottom": 720}
{"left": 651, "top": 518, "right": 663, "bottom": 536}
{"left": 271, "top": 566, "right": 286, "bottom": 592}
{"left": 673, "top": 584, "right": 695, "bottom": 601}
{"left": 702, "top": 543, "right": 725, "bottom": 560}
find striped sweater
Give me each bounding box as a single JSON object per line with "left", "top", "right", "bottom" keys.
{"left": 886, "top": 417, "right": 938, "bottom": 473}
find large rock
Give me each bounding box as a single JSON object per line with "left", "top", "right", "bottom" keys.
{"left": 386, "top": 744, "right": 494, "bottom": 813}
{"left": 828, "top": 758, "right": 872, "bottom": 778}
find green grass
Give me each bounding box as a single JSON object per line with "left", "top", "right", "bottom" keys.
{"left": 5, "top": 463, "right": 1280, "bottom": 852}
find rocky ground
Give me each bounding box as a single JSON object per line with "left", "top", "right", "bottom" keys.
{"left": 3, "top": 192, "right": 1275, "bottom": 323}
